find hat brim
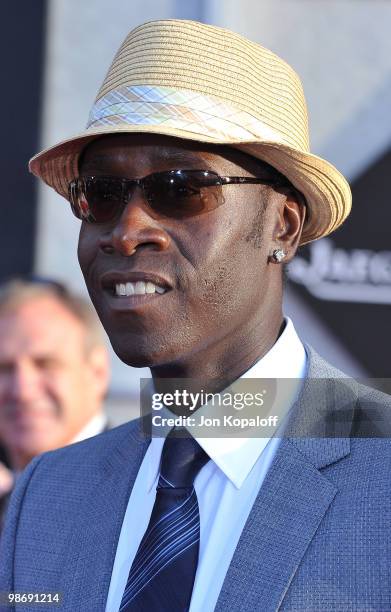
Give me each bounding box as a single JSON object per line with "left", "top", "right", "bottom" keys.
{"left": 29, "top": 124, "right": 351, "bottom": 245}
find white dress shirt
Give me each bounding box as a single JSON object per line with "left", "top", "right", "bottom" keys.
{"left": 106, "top": 317, "right": 307, "bottom": 612}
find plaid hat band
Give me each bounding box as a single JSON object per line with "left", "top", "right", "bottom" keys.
{"left": 87, "top": 85, "right": 283, "bottom": 143}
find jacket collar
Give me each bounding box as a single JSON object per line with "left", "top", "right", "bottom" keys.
{"left": 286, "top": 344, "right": 353, "bottom": 468}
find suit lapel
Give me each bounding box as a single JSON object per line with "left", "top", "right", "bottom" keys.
{"left": 215, "top": 438, "right": 338, "bottom": 611}
{"left": 60, "top": 421, "right": 150, "bottom": 611}
{"left": 216, "top": 347, "right": 354, "bottom": 611}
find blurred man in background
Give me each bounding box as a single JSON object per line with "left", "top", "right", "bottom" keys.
{"left": 0, "top": 278, "right": 110, "bottom": 527}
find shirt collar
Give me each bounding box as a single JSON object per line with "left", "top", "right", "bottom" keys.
{"left": 146, "top": 317, "right": 307, "bottom": 490}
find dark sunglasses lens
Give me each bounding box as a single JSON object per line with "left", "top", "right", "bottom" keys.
{"left": 69, "top": 171, "right": 223, "bottom": 222}
{"left": 72, "top": 178, "right": 125, "bottom": 223}
{"left": 145, "top": 171, "right": 223, "bottom": 218}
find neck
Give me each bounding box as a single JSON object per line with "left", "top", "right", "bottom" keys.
{"left": 151, "top": 308, "right": 284, "bottom": 399}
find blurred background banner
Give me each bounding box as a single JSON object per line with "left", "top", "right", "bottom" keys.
{"left": 2, "top": 0, "right": 391, "bottom": 408}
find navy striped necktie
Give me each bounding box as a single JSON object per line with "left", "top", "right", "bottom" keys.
{"left": 119, "top": 430, "right": 210, "bottom": 612}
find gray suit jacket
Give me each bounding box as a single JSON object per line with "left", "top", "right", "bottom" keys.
{"left": 0, "top": 347, "right": 390, "bottom": 611}
{"left": 0, "top": 422, "right": 112, "bottom": 536}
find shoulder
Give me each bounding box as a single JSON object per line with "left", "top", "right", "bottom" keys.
{"left": 305, "top": 344, "right": 391, "bottom": 408}
{"left": 302, "top": 346, "right": 391, "bottom": 453}
{"left": 6, "top": 418, "right": 145, "bottom": 494}
{"left": 0, "top": 419, "right": 147, "bottom": 539}
{"left": 34, "top": 418, "right": 145, "bottom": 473}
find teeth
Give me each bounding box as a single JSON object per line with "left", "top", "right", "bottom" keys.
{"left": 115, "top": 281, "right": 166, "bottom": 296}
{"left": 145, "top": 282, "right": 156, "bottom": 294}
{"left": 126, "top": 282, "right": 134, "bottom": 295}
{"left": 135, "top": 281, "right": 146, "bottom": 294}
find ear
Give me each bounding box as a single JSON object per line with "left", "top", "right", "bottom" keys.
{"left": 270, "top": 188, "right": 306, "bottom": 263}
{"left": 85, "top": 345, "right": 110, "bottom": 400}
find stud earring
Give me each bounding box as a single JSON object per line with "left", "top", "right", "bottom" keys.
{"left": 270, "top": 248, "right": 286, "bottom": 263}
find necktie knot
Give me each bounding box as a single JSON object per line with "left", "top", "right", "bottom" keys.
{"left": 159, "top": 429, "right": 209, "bottom": 488}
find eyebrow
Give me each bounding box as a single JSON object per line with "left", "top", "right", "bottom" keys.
{"left": 147, "top": 149, "right": 213, "bottom": 167}
{"left": 80, "top": 149, "right": 213, "bottom": 174}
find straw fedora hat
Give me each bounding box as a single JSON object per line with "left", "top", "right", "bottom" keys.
{"left": 29, "top": 19, "right": 351, "bottom": 245}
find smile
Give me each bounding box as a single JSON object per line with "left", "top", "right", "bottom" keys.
{"left": 114, "top": 281, "right": 167, "bottom": 297}
{"left": 100, "top": 271, "right": 172, "bottom": 311}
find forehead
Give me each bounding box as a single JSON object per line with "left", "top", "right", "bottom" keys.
{"left": 0, "top": 296, "right": 85, "bottom": 357}
{"left": 79, "top": 133, "right": 264, "bottom": 176}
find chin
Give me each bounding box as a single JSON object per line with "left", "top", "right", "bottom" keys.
{"left": 110, "top": 336, "right": 175, "bottom": 369}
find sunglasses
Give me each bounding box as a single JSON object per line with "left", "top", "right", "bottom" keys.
{"left": 68, "top": 169, "right": 290, "bottom": 224}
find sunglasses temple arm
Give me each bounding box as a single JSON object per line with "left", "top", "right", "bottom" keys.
{"left": 221, "top": 177, "right": 286, "bottom": 186}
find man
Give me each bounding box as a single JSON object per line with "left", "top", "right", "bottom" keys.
{"left": 0, "top": 279, "right": 110, "bottom": 529}
{"left": 1, "top": 19, "right": 390, "bottom": 612}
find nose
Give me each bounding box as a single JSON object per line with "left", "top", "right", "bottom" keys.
{"left": 100, "top": 188, "right": 171, "bottom": 257}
